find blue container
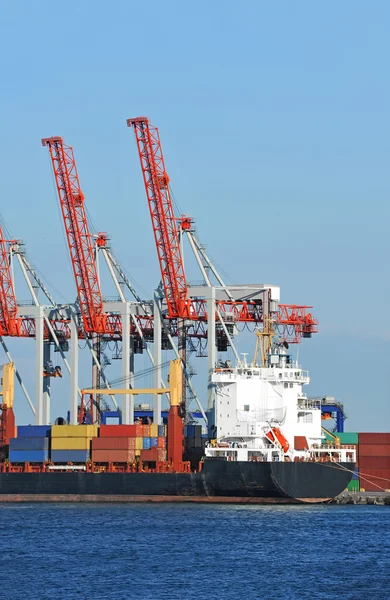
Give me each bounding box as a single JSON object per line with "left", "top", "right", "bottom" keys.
{"left": 185, "top": 425, "right": 196, "bottom": 438}
{"left": 17, "top": 425, "right": 51, "bottom": 438}
{"left": 9, "top": 449, "right": 49, "bottom": 463}
{"left": 143, "top": 438, "right": 151, "bottom": 450}
{"left": 10, "top": 437, "right": 49, "bottom": 451}
{"left": 158, "top": 425, "right": 166, "bottom": 437}
{"left": 51, "top": 450, "right": 89, "bottom": 463}
{"left": 150, "top": 437, "right": 158, "bottom": 448}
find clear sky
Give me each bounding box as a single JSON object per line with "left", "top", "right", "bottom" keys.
{"left": 0, "top": 1, "right": 389, "bottom": 431}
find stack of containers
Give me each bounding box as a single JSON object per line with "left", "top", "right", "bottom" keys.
{"left": 358, "top": 433, "right": 390, "bottom": 492}
{"left": 183, "top": 424, "right": 205, "bottom": 469}
{"left": 51, "top": 425, "right": 98, "bottom": 463}
{"left": 9, "top": 425, "right": 51, "bottom": 463}
{"left": 184, "top": 424, "right": 202, "bottom": 448}
{"left": 141, "top": 423, "right": 167, "bottom": 463}
{"left": 92, "top": 424, "right": 167, "bottom": 463}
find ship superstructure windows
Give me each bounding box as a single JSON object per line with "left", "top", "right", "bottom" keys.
{"left": 297, "top": 411, "right": 313, "bottom": 423}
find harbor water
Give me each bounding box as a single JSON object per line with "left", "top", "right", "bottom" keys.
{"left": 1, "top": 503, "right": 389, "bottom": 599}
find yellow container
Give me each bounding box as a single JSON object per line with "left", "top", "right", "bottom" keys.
{"left": 51, "top": 437, "right": 92, "bottom": 450}
{"left": 150, "top": 424, "right": 158, "bottom": 437}
{"left": 135, "top": 437, "right": 143, "bottom": 450}
{"left": 51, "top": 425, "right": 99, "bottom": 438}
{"left": 135, "top": 449, "right": 141, "bottom": 456}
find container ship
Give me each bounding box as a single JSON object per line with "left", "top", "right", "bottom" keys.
{"left": 0, "top": 117, "right": 358, "bottom": 503}
{"left": 0, "top": 347, "right": 356, "bottom": 504}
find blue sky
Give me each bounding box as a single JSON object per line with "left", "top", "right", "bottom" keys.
{"left": 0, "top": 1, "right": 389, "bottom": 431}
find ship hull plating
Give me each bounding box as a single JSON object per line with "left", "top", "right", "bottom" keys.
{"left": 0, "top": 460, "right": 354, "bottom": 503}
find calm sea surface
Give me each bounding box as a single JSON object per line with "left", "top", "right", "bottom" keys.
{"left": 1, "top": 503, "right": 389, "bottom": 600}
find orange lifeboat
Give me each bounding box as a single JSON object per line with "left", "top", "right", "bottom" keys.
{"left": 265, "top": 427, "right": 290, "bottom": 453}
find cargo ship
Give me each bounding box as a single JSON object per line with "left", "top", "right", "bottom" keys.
{"left": 0, "top": 343, "right": 355, "bottom": 503}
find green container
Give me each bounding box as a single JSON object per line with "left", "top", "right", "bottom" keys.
{"left": 347, "top": 479, "right": 359, "bottom": 492}
{"left": 336, "top": 432, "right": 359, "bottom": 445}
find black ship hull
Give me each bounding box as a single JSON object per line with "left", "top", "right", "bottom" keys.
{"left": 0, "top": 460, "right": 354, "bottom": 504}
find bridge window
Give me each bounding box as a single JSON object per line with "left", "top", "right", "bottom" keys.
{"left": 297, "top": 411, "right": 313, "bottom": 423}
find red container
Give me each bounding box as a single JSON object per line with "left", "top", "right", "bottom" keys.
{"left": 92, "top": 449, "right": 136, "bottom": 463}
{"left": 359, "top": 457, "right": 390, "bottom": 470}
{"left": 358, "top": 444, "right": 390, "bottom": 458}
{"left": 157, "top": 437, "right": 166, "bottom": 449}
{"left": 359, "top": 433, "right": 390, "bottom": 445}
{"left": 92, "top": 437, "right": 136, "bottom": 451}
{"left": 140, "top": 447, "right": 167, "bottom": 462}
{"left": 359, "top": 469, "right": 390, "bottom": 491}
{"left": 99, "top": 424, "right": 143, "bottom": 437}
{"left": 143, "top": 425, "right": 151, "bottom": 437}
{"left": 128, "top": 424, "right": 144, "bottom": 437}
{"left": 140, "top": 448, "right": 157, "bottom": 462}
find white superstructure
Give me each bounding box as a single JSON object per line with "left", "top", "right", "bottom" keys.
{"left": 205, "top": 343, "right": 355, "bottom": 464}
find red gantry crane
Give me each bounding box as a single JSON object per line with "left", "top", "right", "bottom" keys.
{"left": 41, "top": 137, "right": 109, "bottom": 335}
{"left": 41, "top": 136, "right": 157, "bottom": 424}
{"left": 127, "top": 117, "right": 318, "bottom": 343}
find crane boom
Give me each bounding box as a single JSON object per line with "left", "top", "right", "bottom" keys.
{"left": 0, "top": 226, "right": 20, "bottom": 336}
{"left": 42, "top": 137, "right": 106, "bottom": 334}
{"left": 127, "top": 117, "right": 192, "bottom": 319}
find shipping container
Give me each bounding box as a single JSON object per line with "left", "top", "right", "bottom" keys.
{"left": 157, "top": 437, "right": 166, "bottom": 449}
{"left": 92, "top": 437, "right": 136, "bottom": 451}
{"left": 51, "top": 437, "right": 92, "bottom": 451}
{"left": 336, "top": 432, "right": 359, "bottom": 445}
{"left": 9, "top": 449, "right": 49, "bottom": 463}
{"left": 99, "top": 424, "right": 142, "bottom": 438}
{"left": 92, "top": 449, "right": 135, "bottom": 463}
{"left": 158, "top": 425, "right": 166, "bottom": 437}
{"left": 185, "top": 437, "right": 202, "bottom": 449}
{"left": 140, "top": 448, "right": 167, "bottom": 462}
{"left": 143, "top": 425, "right": 151, "bottom": 437}
{"left": 150, "top": 424, "right": 158, "bottom": 437}
{"left": 359, "top": 433, "right": 390, "bottom": 445}
{"left": 358, "top": 469, "right": 390, "bottom": 492}
{"left": 359, "top": 457, "right": 390, "bottom": 470}
{"left": 347, "top": 479, "right": 359, "bottom": 492}
{"left": 135, "top": 437, "right": 143, "bottom": 450}
{"left": 358, "top": 444, "right": 390, "bottom": 457}
{"left": 17, "top": 425, "right": 51, "bottom": 438}
{"left": 143, "top": 438, "right": 151, "bottom": 450}
{"left": 9, "top": 437, "right": 49, "bottom": 451}
{"left": 150, "top": 437, "right": 158, "bottom": 448}
{"left": 51, "top": 450, "right": 90, "bottom": 463}
{"left": 51, "top": 425, "right": 98, "bottom": 438}
{"left": 185, "top": 425, "right": 196, "bottom": 438}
